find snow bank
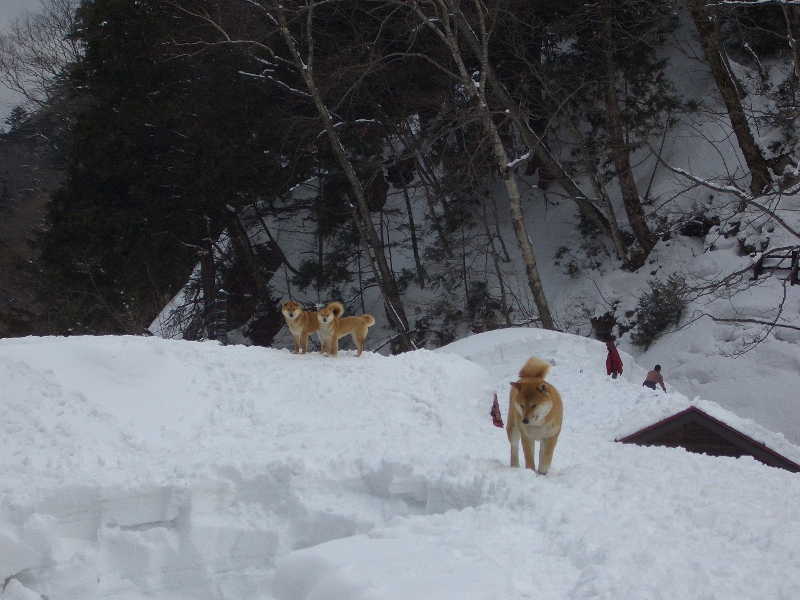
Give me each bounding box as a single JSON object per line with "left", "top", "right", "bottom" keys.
{"left": 2, "top": 331, "right": 800, "bottom": 599}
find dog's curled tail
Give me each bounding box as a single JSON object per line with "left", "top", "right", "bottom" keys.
{"left": 518, "top": 356, "right": 550, "bottom": 379}
{"left": 327, "top": 301, "right": 345, "bottom": 317}
{"left": 363, "top": 314, "right": 376, "bottom": 327}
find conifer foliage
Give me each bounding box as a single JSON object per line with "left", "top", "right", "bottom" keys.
{"left": 40, "top": 0, "right": 307, "bottom": 334}
{"left": 10, "top": 0, "right": 798, "bottom": 346}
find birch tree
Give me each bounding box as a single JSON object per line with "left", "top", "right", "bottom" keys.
{"left": 173, "top": 0, "right": 414, "bottom": 347}
{"left": 409, "top": 0, "right": 556, "bottom": 329}
{"left": 537, "top": 0, "right": 678, "bottom": 267}
{"left": 449, "top": 4, "right": 617, "bottom": 251}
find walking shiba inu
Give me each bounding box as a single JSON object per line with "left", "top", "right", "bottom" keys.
{"left": 316, "top": 301, "right": 375, "bottom": 357}
{"left": 281, "top": 301, "right": 320, "bottom": 354}
{"left": 506, "top": 357, "right": 563, "bottom": 474}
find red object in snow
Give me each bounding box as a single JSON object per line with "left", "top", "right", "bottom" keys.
{"left": 490, "top": 394, "right": 504, "bottom": 428}
{"left": 606, "top": 340, "right": 623, "bottom": 376}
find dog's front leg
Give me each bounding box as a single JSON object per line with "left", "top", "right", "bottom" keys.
{"left": 521, "top": 434, "right": 536, "bottom": 471}
{"left": 537, "top": 435, "right": 559, "bottom": 475}
{"left": 507, "top": 425, "right": 521, "bottom": 468}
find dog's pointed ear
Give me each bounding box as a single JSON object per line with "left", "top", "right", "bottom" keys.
{"left": 510, "top": 381, "right": 520, "bottom": 390}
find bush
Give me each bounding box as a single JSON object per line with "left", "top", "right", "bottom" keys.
{"left": 631, "top": 274, "right": 688, "bottom": 349}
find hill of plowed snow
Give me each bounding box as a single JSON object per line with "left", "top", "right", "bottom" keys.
{"left": 2, "top": 330, "right": 800, "bottom": 599}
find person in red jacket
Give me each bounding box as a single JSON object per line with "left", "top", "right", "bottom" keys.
{"left": 605, "top": 337, "right": 623, "bottom": 379}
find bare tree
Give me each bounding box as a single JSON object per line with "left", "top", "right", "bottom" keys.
{"left": 173, "top": 0, "right": 414, "bottom": 348}
{"left": 529, "top": 1, "right": 674, "bottom": 268}
{"left": 700, "top": 1, "right": 800, "bottom": 81}
{"left": 686, "top": 0, "right": 772, "bottom": 195}
{"left": 780, "top": 1, "right": 800, "bottom": 79}
{"left": 0, "top": 0, "right": 81, "bottom": 113}
{"left": 653, "top": 154, "right": 800, "bottom": 242}
{"left": 409, "top": 0, "right": 556, "bottom": 329}
{"left": 449, "top": 7, "right": 617, "bottom": 249}
{"left": 598, "top": 5, "right": 658, "bottom": 263}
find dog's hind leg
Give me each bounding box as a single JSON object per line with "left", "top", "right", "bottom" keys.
{"left": 537, "top": 435, "right": 559, "bottom": 475}
{"left": 352, "top": 332, "right": 363, "bottom": 356}
{"left": 300, "top": 333, "right": 308, "bottom": 354}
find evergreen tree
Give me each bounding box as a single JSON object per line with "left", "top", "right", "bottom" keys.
{"left": 548, "top": 0, "right": 681, "bottom": 266}
{"left": 40, "top": 0, "right": 307, "bottom": 334}
{"left": 4, "top": 106, "right": 28, "bottom": 132}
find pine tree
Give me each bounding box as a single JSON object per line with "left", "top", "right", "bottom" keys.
{"left": 40, "top": 0, "right": 307, "bottom": 334}
{"left": 4, "top": 106, "right": 28, "bottom": 132}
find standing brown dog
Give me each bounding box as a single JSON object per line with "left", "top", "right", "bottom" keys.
{"left": 506, "top": 356, "right": 563, "bottom": 474}
{"left": 281, "top": 301, "right": 320, "bottom": 354}
{"left": 316, "top": 301, "right": 375, "bottom": 357}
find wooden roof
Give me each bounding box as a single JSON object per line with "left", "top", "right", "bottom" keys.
{"left": 616, "top": 407, "right": 800, "bottom": 473}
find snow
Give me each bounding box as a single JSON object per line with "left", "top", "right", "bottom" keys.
{"left": 3, "top": 330, "right": 800, "bottom": 600}
{"left": 6, "top": 6, "right": 800, "bottom": 598}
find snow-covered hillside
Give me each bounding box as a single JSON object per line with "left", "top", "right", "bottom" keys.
{"left": 2, "top": 331, "right": 800, "bottom": 599}
{"left": 143, "top": 8, "right": 800, "bottom": 453}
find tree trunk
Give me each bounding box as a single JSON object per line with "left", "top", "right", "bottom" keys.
{"left": 781, "top": 2, "right": 800, "bottom": 81}
{"left": 274, "top": 2, "right": 412, "bottom": 348}
{"left": 562, "top": 113, "right": 630, "bottom": 266}
{"left": 451, "top": 10, "right": 614, "bottom": 243}
{"left": 687, "top": 1, "right": 771, "bottom": 195}
{"left": 481, "top": 198, "right": 512, "bottom": 326}
{"left": 601, "top": 12, "right": 657, "bottom": 265}
{"left": 413, "top": 149, "right": 453, "bottom": 255}
{"left": 224, "top": 208, "right": 272, "bottom": 293}
{"left": 401, "top": 184, "right": 425, "bottom": 288}
{"left": 198, "top": 214, "right": 217, "bottom": 313}
{"left": 419, "top": 0, "right": 555, "bottom": 329}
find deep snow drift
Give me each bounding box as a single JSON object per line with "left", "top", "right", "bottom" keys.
{"left": 2, "top": 329, "right": 800, "bottom": 600}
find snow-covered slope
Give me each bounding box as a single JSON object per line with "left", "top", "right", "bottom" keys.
{"left": 148, "top": 30, "right": 800, "bottom": 452}
{"left": 2, "top": 331, "right": 800, "bottom": 599}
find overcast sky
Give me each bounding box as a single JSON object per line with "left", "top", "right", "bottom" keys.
{"left": 0, "top": 0, "right": 42, "bottom": 124}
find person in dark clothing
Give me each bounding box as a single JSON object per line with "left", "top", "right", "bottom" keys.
{"left": 605, "top": 337, "right": 623, "bottom": 379}
{"left": 643, "top": 365, "right": 666, "bottom": 392}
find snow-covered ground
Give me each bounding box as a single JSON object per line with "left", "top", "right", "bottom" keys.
{"left": 147, "top": 14, "right": 800, "bottom": 453}
{"left": 3, "top": 330, "right": 800, "bottom": 600}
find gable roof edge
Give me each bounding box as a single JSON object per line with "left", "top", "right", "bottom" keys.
{"left": 616, "top": 407, "right": 800, "bottom": 473}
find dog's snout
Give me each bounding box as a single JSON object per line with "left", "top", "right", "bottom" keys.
{"left": 522, "top": 418, "right": 529, "bottom": 424}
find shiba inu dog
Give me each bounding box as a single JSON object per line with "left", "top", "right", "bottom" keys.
{"left": 281, "top": 301, "right": 320, "bottom": 354}
{"left": 316, "top": 301, "right": 375, "bottom": 357}
{"left": 506, "top": 356, "right": 563, "bottom": 474}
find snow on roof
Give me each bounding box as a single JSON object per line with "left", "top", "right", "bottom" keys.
{"left": 618, "top": 406, "right": 800, "bottom": 472}
{"left": 437, "top": 327, "right": 800, "bottom": 465}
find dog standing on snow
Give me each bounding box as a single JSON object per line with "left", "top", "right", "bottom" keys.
{"left": 506, "top": 356, "right": 563, "bottom": 474}
{"left": 316, "top": 301, "right": 375, "bottom": 357}
{"left": 281, "top": 301, "right": 320, "bottom": 354}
